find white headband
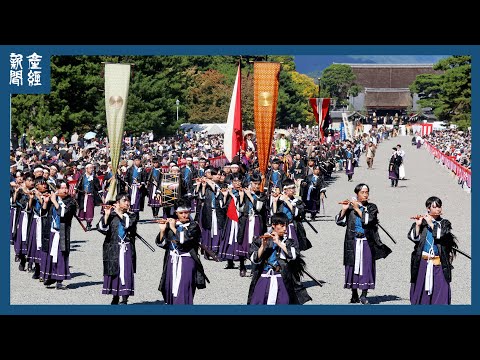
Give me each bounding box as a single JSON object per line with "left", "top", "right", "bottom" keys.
{"left": 175, "top": 206, "right": 191, "bottom": 212}
{"left": 361, "top": 185, "right": 369, "bottom": 191}
{"left": 283, "top": 184, "right": 295, "bottom": 190}
{"left": 34, "top": 167, "right": 44, "bottom": 173}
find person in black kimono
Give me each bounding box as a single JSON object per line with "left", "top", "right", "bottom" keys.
{"left": 75, "top": 163, "right": 101, "bottom": 230}
{"left": 388, "top": 147, "right": 403, "bottom": 187}
{"left": 290, "top": 153, "right": 306, "bottom": 197}
{"left": 335, "top": 183, "right": 392, "bottom": 304}
{"left": 125, "top": 155, "right": 147, "bottom": 220}
{"left": 408, "top": 196, "right": 457, "bottom": 304}
{"left": 42, "top": 180, "right": 77, "bottom": 289}
{"left": 198, "top": 168, "right": 226, "bottom": 259}
{"left": 247, "top": 212, "right": 311, "bottom": 305}
{"left": 272, "top": 179, "right": 312, "bottom": 252}
{"left": 179, "top": 156, "right": 197, "bottom": 200}
{"left": 97, "top": 193, "right": 138, "bottom": 305}
{"left": 300, "top": 164, "right": 325, "bottom": 220}
{"left": 146, "top": 157, "right": 162, "bottom": 218}
{"left": 12, "top": 172, "right": 35, "bottom": 271}
{"left": 156, "top": 199, "right": 208, "bottom": 304}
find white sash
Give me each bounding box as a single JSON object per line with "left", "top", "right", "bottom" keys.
{"left": 170, "top": 249, "right": 191, "bottom": 297}
{"left": 424, "top": 248, "right": 436, "bottom": 296}
{"left": 261, "top": 269, "right": 282, "bottom": 305}
{"left": 11, "top": 208, "right": 16, "bottom": 235}
{"left": 354, "top": 237, "right": 366, "bottom": 276}
{"left": 248, "top": 213, "right": 256, "bottom": 244}
{"left": 119, "top": 240, "right": 128, "bottom": 286}
{"left": 50, "top": 230, "right": 60, "bottom": 263}
{"left": 211, "top": 210, "right": 218, "bottom": 237}
{"left": 228, "top": 221, "right": 238, "bottom": 245}
{"left": 34, "top": 214, "right": 42, "bottom": 250}
{"left": 21, "top": 211, "right": 28, "bottom": 242}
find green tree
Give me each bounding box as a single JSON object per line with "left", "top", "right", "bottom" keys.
{"left": 319, "top": 64, "right": 361, "bottom": 107}
{"left": 410, "top": 55, "right": 471, "bottom": 129}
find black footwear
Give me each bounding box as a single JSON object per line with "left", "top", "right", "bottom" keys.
{"left": 27, "top": 264, "right": 33, "bottom": 272}
{"left": 14, "top": 255, "right": 20, "bottom": 262}
{"left": 359, "top": 295, "right": 369, "bottom": 304}
{"left": 56, "top": 282, "right": 67, "bottom": 290}
{"left": 111, "top": 296, "right": 119, "bottom": 305}
{"left": 119, "top": 296, "right": 129, "bottom": 305}
{"left": 86, "top": 224, "right": 92, "bottom": 231}
{"left": 224, "top": 261, "right": 236, "bottom": 269}
{"left": 239, "top": 268, "right": 247, "bottom": 277}
{"left": 44, "top": 279, "right": 56, "bottom": 286}
{"left": 18, "top": 263, "right": 25, "bottom": 271}
{"left": 350, "top": 296, "right": 360, "bottom": 303}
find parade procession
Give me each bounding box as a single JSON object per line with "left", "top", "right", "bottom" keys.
{"left": 9, "top": 55, "right": 471, "bottom": 307}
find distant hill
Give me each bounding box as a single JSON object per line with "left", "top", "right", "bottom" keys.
{"left": 294, "top": 55, "right": 448, "bottom": 79}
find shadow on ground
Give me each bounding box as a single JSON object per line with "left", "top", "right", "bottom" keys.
{"left": 70, "top": 272, "right": 91, "bottom": 279}
{"left": 367, "top": 294, "right": 404, "bottom": 304}
{"left": 131, "top": 300, "right": 166, "bottom": 305}
{"left": 302, "top": 279, "right": 327, "bottom": 289}
{"left": 68, "top": 281, "right": 103, "bottom": 289}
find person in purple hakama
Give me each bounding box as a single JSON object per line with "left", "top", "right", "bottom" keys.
{"left": 198, "top": 169, "right": 226, "bottom": 259}
{"left": 146, "top": 157, "right": 162, "bottom": 218}
{"left": 300, "top": 165, "right": 324, "bottom": 220}
{"left": 408, "top": 196, "right": 457, "bottom": 305}
{"left": 388, "top": 148, "right": 403, "bottom": 187}
{"left": 12, "top": 172, "right": 35, "bottom": 271}
{"left": 125, "top": 155, "right": 147, "bottom": 221}
{"left": 97, "top": 193, "right": 138, "bottom": 305}
{"left": 26, "top": 177, "right": 50, "bottom": 279}
{"left": 335, "top": 183, "right": 392, "bottom": 304}
{"left": 75, "top": 163, "right": 101, "bottom": 230}
{"left": 247, "top": 212, "right": 311, "bottom": 305}
{"left": 156, "top": 199, "right": 208, "bottom": 304}
{"left": 42, "top": 180, "right": 77, "bottom": 290}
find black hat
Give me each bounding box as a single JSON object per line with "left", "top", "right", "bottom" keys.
{"left": 392, "top": 147, "right": 397, "bottom": 150}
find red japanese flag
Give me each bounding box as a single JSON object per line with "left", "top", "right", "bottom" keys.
{"left": 309, "top": 98, "right": 331, "bottom": 143}
{"left": 226, "top": 198, "right": 239, "bottom": 222}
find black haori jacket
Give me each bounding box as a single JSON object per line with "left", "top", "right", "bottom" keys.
{"left": 75, "top": 174, "right": 102, "bottom": 207}
{"left": 407, "top": 218, "right": 455, "bottom": 283}
{"left": 155, "top": 221, "right": 208, "bottom": 294}
{"left": 198, "top": 185, "right": 227, "bottom": 231}
{"left": 43, "top": 195, "right": 77, "bottom": 253}
{"left": 247, "top": 236, "right": 311, "bottom": 304}
{"left": 97, "top": 211, "right": 138, "bottom": 276}
{"left": 335, "top": 202, "right": 392, "bottom": 266}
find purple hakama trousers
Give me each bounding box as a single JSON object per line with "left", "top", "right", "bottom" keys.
{"left": 41, "top": 232, "right": 71, "bottom": 281}
{"left": 102, "top": 242, "right": 135, "bottom": 296}
{"left": 78, "top": 193, "right": 94, "bottom": 222}
{"left": 344, "top": 238, "right": 375, "bottom": 290}
{"left": 163, "top": 250, "right": 196, "bottom": 304}
{"left": 250, "top": 270, "right": 290, "bottom": 304}
{"left": 26, "top": 217, "right": 42, "bottom": 264}
{"left": 410, "top": 258, "right": 451, "bottom": 304}
{"left": 14, "top": 211, "right": 28, "bottom": 256}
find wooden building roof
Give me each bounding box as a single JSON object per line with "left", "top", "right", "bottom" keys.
{"left": 344, "top": 64, "right": 441, "bottom": 88}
